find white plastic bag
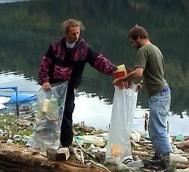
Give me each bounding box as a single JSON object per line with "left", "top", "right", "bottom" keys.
{"left": 31, "top": 82, "right": 68, "bottom": 152}
{"left": 105, "top": 85, "right": 138, "bottom": 164}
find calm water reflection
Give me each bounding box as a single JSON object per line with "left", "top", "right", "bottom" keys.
{"left": 73, "top": 91, "right": 189, "bottom": 136}
{"left": 0, "top": 0, "right": 189, "bottom": 134}
{"left": 0, "top": 72, "right": 188, "bottom": 136}
{"left": 0, "top": 0, "right": 188, "bottom": 115}
{"left": 0, "top": 72, "right": 39, "bottom": 93}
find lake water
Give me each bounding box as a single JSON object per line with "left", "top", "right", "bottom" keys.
{"left": 0, "top": 0, "right": 189, "bottom": 136}
{"left": 0, "top": 72, "right": 188, "bottom": 136}
{"left": 73, "top": 91, "right": 189, "bottom": 136}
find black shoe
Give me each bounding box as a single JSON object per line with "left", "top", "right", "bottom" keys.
{"left": 144, "top": 153, "right": 171, "bottom": 171}
{"left": 161, "top": 154, "right": 171, "bottom": 172}
{"left": 145, "top": 151, "right": 162, "bottom": 165}
{"left": 143, "top": 157, "right": 161, "bottom": 169}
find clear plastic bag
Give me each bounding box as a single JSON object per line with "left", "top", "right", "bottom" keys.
{"left": 31, "top": 82, "right": 68, "bottom": 152}
{"left": 105, "top": 85, "right": 138, "bottom": 164}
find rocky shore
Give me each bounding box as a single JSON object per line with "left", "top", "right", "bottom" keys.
{"left": 0, "top": 114, "right": 189, "bottom": 172}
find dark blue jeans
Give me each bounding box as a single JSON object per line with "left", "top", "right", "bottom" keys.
{"left": 60, "top": 86, "right": 75, "bottom": 147}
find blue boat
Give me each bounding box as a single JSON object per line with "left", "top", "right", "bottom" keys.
{"left": 5, "top": 92, "right": 36, "bottom": 104}
{"left": 0, "top": 86, "right": 37, "bottom": 116}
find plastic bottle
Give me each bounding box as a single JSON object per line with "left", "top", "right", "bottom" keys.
{"left": 42, "top": 99, "right": 50, "bottom": 113}
{"left": 46, "top": 95, "right": 59, "bottom": 119}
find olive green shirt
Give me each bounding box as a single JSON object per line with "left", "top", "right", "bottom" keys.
{"left": 135, "top": 43, "right": 167, "bottom": 96}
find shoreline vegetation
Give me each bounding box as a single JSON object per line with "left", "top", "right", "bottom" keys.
{"left": 0, "top": 114, "right": 189, "bottom": 171}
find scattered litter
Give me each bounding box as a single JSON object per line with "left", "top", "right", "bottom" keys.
{"left": 176, "top": 134, "right": 185, "bottom": 142}
{"left": 0, "top": 114, "right": 189, "bottom": 171}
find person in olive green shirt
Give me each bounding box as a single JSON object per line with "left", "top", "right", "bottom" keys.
{"left": 114, "top": 25, "right": 172, "bottom": 171}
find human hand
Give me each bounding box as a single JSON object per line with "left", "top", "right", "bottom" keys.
{"left": 117, "top": 81, "right": 128, "bottom": 89}
{"left": 113, "top": 80, "right": 132, "bottom": 89}
{"left": 42, "top": 81, "right": 51, "bottom": 90}
{"left": 113, "top": 76, "right": 126, "bottom": 86}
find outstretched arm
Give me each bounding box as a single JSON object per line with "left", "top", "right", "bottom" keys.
{"left": 87, "top": 48, "right": 117, "bottom": 75}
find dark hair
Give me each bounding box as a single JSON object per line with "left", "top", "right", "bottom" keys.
{"left": 128, "top": 25, "right": 149, "bottom": 40}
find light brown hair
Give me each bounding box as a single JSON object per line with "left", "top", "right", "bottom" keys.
{"left": 60, "top": 19, "right": 85, "bottom": 34}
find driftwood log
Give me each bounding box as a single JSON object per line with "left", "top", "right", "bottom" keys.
{"left": 0, "top": 143, "right": 106, "bottom": 172}
{"left": 177, "top": 141, "right": 189, "bottom": 148}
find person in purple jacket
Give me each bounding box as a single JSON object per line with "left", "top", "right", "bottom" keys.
{"left": 38, "top": 18, "right": 117, "bottom": 147}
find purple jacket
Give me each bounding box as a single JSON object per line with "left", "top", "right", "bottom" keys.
{"left": 39, "top": 37, "right": 116, "bottom": 88}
